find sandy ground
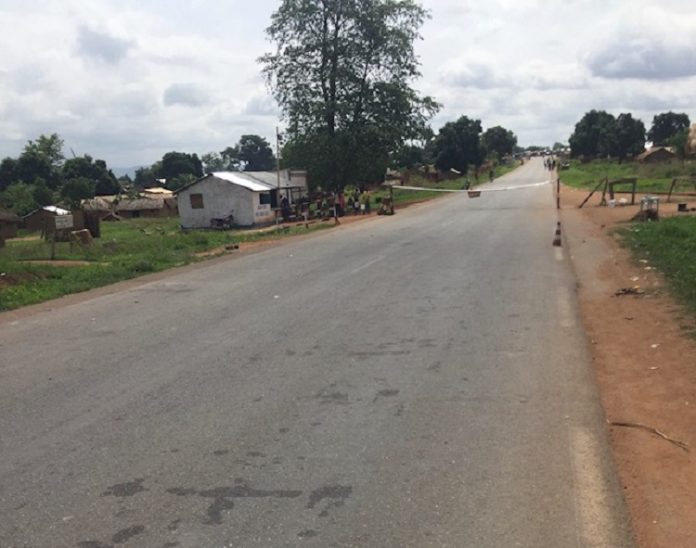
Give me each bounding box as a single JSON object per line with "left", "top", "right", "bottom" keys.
{"left": 561, "top": 185, "right": 696, "bottom": 548}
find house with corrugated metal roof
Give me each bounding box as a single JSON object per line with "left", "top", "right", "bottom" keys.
{"left": 23, "top": 205, "right": 71, "bottom": 232}
{"left": 636, "top": 146, "right": 676, "bottom": 163}
{"left": 175, "top": 171, "right": 307, "bottom": 228}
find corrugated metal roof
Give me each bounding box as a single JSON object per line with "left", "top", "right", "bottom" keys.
{"left": 43, "top": 205, "right": 70, "bottom": 215}
{"left": 142, "top": 187, "right": 174, "bottom": 195}
{"left": 175, "top": 171, "right": 304, "bottom": 195}
{"left": 212, "top": 172, "right": 272, "bottom": 192}
{"left": 244, "top": 171, "right": 299, "bottom": 189}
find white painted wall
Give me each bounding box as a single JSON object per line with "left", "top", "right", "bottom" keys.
{"left": 251, "top": 192, "right": 274, "bottom": 224}
{"left": 177, "top": 176, "right": 261, "bottom": 228}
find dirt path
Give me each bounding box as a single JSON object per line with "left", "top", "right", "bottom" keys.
{"left": 561, "top": 185, "right": 696, "bottom": 548}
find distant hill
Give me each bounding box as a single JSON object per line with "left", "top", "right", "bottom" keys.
{"left": 112, "top": 166, "right": 143, "bottom": 179}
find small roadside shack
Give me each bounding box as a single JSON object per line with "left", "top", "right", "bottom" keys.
{"left": 23, "top": 205, "right": 71, "bottom": 233}
{"left": 176, "top": 171, "right": 306, "bottom": 228}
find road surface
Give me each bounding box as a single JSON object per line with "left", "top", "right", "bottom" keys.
{"left": 0, "top": 158, "right": 634, "bottom": 547}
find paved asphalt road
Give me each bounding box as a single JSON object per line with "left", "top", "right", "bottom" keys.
{"left": 0, "top": 158, "right": 634, "bottom": 547}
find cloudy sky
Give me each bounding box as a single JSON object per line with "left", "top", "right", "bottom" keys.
{"left": 1, "top": 0, "right": 695, "bottom": 168}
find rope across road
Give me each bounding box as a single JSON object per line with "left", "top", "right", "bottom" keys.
{"left": 392, "top": 181, "right": 552, "bottom": 193}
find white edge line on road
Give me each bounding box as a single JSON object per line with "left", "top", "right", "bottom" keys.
{"left": 571, "top": 426, "right": 616, "bottom": 547}
{"left": 557, "top": 286, "right": 576, "bottom": 328}
{"left": 350, "top": 255, "right": 385, "bottom": 275}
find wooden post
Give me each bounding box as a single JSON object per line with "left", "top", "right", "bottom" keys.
{"left": 390, "top": 184, "right": 395, "bottom": 215}
{"left": 556, "top": 178, "right": 560, "bottom": 210}
{"left": 599, "top": 177, "right": 608, "bottom": 206}
{"left": 50, "top": 223, "right": 57, "bottom": 260}
{"left": 579, "top": 178, "right": 606, "bottom": 209}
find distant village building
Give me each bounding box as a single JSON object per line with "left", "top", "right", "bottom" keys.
{"left": 636, "top": 146, "right": 676, "bottom": 163}
{"left": 141, "top": 187, "right": 175, "bottom": 197}
{"left": 0, "top": 208, "right": 21, "bottom": 240}
{"left": 82, "top": 194, "right": 178, "bottom": 219}
{"left": 23, "top": 205, "right": 71, "bottom": 233}
{"left": 176, "top": 170, "right": 307, "bottom": 228}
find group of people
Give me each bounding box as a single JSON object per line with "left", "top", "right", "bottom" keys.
{"left": 544, "top": 157, "right": 557, "bottom": 170}
{"left": 278, "top": 189, "right": 375, "bottom": 223}
{"left": 313, "top": 190, "right": 372, "bottom": 218}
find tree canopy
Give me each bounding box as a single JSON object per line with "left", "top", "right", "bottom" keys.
{"left": 62, "top": 155, "right": 120, "bottom": 196}
{"left": 260, "top": 0, "right": 439, "bottom": 189}
{"left": 569, "top": 110, "right": 647, "bottom": 160}
{"left": 614, "top": 113, "right": 646, "bottom": 160}
{"left": 648, "top": 111, "right": 691, "bottom": 146}
{"left": 481, "top": 126, "right": 517, "bottom": 160}
{"left": 0, "top": 133, "right": 122, "bottom": 214}
{"left": 431, "top": 116, "right": 484, "bottom": 174}
{"left": 569, "top": 110, "right": 617, "bottom": 158}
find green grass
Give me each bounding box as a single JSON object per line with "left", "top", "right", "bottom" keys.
{"left": 0, "top": 217, "right": 332, "bottom": 311}
{"left": 559, "top": 158, "right": 696, "bottom": 193}
{"left": 373, "top": 163, "right": 521, "bottom": 207}
{"left": 619, "top": 216, "right": 696, "bottom": 316}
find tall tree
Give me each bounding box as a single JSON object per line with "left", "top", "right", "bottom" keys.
{"left": 61, "top": 177, "right": 95, "bottom": 209}
{"left": 0, "top": 158, "right": 18, "bottom": 191}
{"left": 134, "top": 164, "right": 161, "bottom": 188}
{"left": 0, "top": 182, "right": 37, "bottom": 216}
{"left": 260, "top": 0, "right": 438, "bottom": 189}
{"left": 481, "top": 126, "right": 517, "bottom": 160}
{"left": 432, "top": 116, "right": 484, "bottom": 174}
{"left": 648, "top": 111, "right": 691, "bottom": 146}
{"left": 201, "top": 152, "right": 227, "bottom": 172}
{"left": 614, "top": 113, "right": 645, "bottom": 161}
{"left": 159, "top": 152, "right": 203, "bottom": 181}
{"left": 568, "top": 110, "right": 617, "bottom": 158}
{"left": 24, "top": 133, "right": 64, "bottom": 168}
{"left": 235, "top": 134, "right": 276, "bottom": 171}
{"left": 62, "top": 155, "right": 120, "bottom": 195}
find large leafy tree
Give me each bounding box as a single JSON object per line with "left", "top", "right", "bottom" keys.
{"left": 648, "top": 111, "right": 690, "bottom": 146}
{"left": 569, "top": 110, "right": 617, "bottom": 158}
{"left": 134, "top": 163, "right": 161, "bottom": 188}
{"left": 61, "top": 177, "right": 95, "bottom": 209}
{"left": 24, "top": 133, "right": 64, "bottom": 168}
{"left": 62, "top": 155, "right": 120, "bottom": 195}
{"left": 614, "top": 113, "right": 645, "bottom": 161}
{"left": 432, "top": 116, "right": 484, "bottom": 174}
{"left": 0, "top": 182, "right": 37, "bottom": 216}
{"left": 234, "top": 134, "right": 276, "bottom": 171}
{"left": 481, "top": 126, "right": 517, "bottom": 160}
{"left": 0, "top": 158, "right": 18, "bottom": 191}
{"left": 260, "top": 0, "right": 439, "bottom": 189}
{"left": 201, "top": 152, "right": 227, "bottom": 172}
{"left": 159, "top": 152, "right": 203, "bottom": 181}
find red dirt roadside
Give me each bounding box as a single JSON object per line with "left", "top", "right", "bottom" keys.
{"left": 561, "top": 185, "right": 696, "bottom": 548}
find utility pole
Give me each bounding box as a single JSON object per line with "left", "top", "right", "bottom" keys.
{"left": 276, "top": 126, "right": 282, "bottom": 227}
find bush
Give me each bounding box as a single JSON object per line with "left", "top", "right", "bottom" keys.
{"left": 130, "top": 259, "right": 154, "bottom": 273}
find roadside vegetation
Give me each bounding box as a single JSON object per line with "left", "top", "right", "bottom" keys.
{"left": 619, "top": 216, "right": 696, "bottom": 316}
{"left": 0, "top": 218, "right": 331, "bottom": 311}
{"left": 559, "top": 158, "right": 696, "bottom": 192}
{"left": 373, "top": 162, "right": 518, "bottom": 206}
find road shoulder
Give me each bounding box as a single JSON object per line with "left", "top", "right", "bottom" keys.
{"left": 561, "top": 185, "right": 696, "bottom": 548}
